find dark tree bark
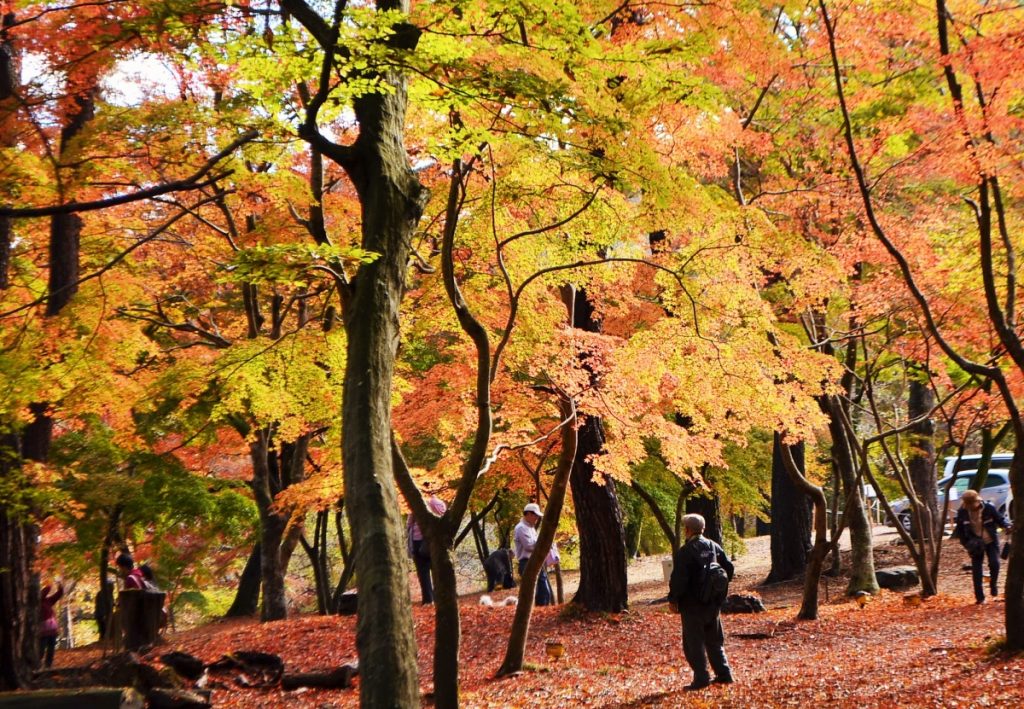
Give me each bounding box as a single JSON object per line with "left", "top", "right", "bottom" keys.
{"left": 225, "top": 543, "right": 262, "bottom": 618}
{"left": 779, "top": 443, "right": 830, "bottom": 620}
{"left": 0, "top": 10, "right": 15, "bottom": 290}
{"left": 907, "top": 379, "right": 938, "bottom": 538}
{"left": 298, "top": 511, "right": 333, "bottom": 615}
{"left": 300, "top": 7, "right": 429, "bottom": 697}
{"left": 45, "top": 90, "right": 95, "bottom": 316}
{"left": 1, "top": 31, "right": 94, "bottom": 685}
{"left": 765, "top": 434, "right": 812, "bottom": 583}
{"left": 686, "top": 492, "right": 723, "bottom": 546}
{"left": 569, "top": 415, "right": 629, "bottom": 612}
{"left": 563, "top": 286, "right": 629, "bottom": 612}
{"left": 0, "top": 468, "right": 38, "bottom": 689}
{"left": 338, "top": 162, "right": 425, "bottom": 707}
{"left": 250, "top": 432, "right": 309, "bottom": 622}
{"left": 755, "top": 505, "right": 771, "bottom": 536}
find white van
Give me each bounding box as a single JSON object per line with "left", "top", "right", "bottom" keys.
{"left": 942, "top": 453, "right": 1013, "bottom": 478}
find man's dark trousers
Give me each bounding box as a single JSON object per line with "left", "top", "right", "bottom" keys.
{"left": 681, "top": 603, "right": 731, "bottom": 684}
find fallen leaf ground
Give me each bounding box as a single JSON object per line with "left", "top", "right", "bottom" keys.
{"left": 56, "top": 538, "right": 1024, "bottom": 708}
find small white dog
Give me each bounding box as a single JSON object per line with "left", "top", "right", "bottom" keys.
{"left": 479, "top": 595, "right": 518, "bottom": 608}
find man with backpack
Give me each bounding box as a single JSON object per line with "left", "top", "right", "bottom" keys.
{"left": 668, "top": 513, "right": 735, "bottom": 691}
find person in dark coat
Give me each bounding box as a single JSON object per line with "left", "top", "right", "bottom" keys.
{"left": 953, "top": 489, "right": 1012, "bottom": 603}
{"left": 483, "top": 548, "right": 516, "bottom": 592}
{"left": 668, "top": 513, "right": 734, "bottom": 691}
{"left": 38, "top": 580, "right": 64, "bottom": 668}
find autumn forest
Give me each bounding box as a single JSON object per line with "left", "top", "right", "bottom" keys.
{"left": 1, "top": 0, "right": 1023, "bottom": 707}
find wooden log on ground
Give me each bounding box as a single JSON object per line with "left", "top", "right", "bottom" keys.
{"left": 0, "top": 687, "right": 142, "bottom": 709}
{"left": 281, "top": 662, "right": 358, "bottom": 691}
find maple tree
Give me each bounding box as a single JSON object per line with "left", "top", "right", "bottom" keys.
{"left": 816, "top": 0, "right": 1024, "bottom": 648}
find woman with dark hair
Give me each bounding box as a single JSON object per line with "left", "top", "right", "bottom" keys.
{"left": 116, "top": 552, "right": 145, "bottom": 590}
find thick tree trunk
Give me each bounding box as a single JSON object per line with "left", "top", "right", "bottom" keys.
{"left": 563, "top": 286, "right": 628, "bottom": 612}
{"left": 0, "top": 494, "right": 37, "bottom": 689}
{"left": 907, "top": 380, "right": 938, "bottom": 538}
{"left": 46, "top": 91, "right": 95, "bottom": 316}
{"left": 251, "top": 434, "right": 287, "bottom": 622}
{"left": 0, "top": 10, "right": 15, "bottom": 290}
{"left": 339, "top": 87, "right": 427, "bottom": 709}
{"left": 569, "top": 416, "right": 629, "bottom": 612}
{"left": 225, "top": 543, "right": 262, "bottom": 618}
{"left": 765, "top": 435, "right": 811, "bottom": 583}
{"left": 686, "top": 491, "right": 723, "bottom": 546}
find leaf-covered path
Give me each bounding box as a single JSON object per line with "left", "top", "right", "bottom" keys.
{"left": 58, "top": 532, "right": 1024, "bottom": 708}
{"left": 128, "top": 588, "right": 1021, "bottom": 708}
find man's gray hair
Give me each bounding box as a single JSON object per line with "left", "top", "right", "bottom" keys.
{"left": 682, "top": 514, "right": 705, "bottom": 534}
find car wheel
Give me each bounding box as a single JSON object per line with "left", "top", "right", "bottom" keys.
{"left": 898, "top": 512, "right": 912, "bottom": 532}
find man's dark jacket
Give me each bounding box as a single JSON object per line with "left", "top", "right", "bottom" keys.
{"left": 953, "top": 501, "right": 1011, "bottom": 549}
{"left": 668, "top": 534, "right": 734, "bottom": 609}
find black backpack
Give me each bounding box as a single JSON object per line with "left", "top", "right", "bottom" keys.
{"left": 699, "top": 557, "right": 730, "bottom": 606}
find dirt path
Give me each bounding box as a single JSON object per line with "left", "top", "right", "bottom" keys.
{"left": 548, "top": 523, "right": 904, "bottom": 606}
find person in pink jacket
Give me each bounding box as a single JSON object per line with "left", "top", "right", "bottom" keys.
{"left": 38, "top": 580, "right": 64, "bottom": 668}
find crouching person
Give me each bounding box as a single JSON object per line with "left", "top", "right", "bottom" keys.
{"left": 483, "top": 548, "right": 515, "bottom": 592}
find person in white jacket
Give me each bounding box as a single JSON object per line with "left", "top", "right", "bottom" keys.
{"left": 513, "top": 503, "right": 553, "bottom": 606}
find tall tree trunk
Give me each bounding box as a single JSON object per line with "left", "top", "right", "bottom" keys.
{"left": 1, "top": 31, "right": 94, "bottom": 685}
{"left": 907, "top": 379, "right": 938, "bottom": 538}
{"left": 0, "top": 499, "right": 36, "bottom": 689}
{"left": 569, "top": 415, "right": 629, "bottom": 612}
{"left": 765, "top": 435, "right": 811, "bottom": 583}
{"left": 812, "top": 310, "right": 877, "bottom": 593}
{"left": 225, "top": 543, "right": 262, "bottom": 618}
{"left": 252, "top": 434, "right": 287, "bottom": 621}
{"left": 338, "top": 98, "right": 427, "bottom": 709}
{"left": 0, "top": 8, "right": 11, "bottom": 290}
{"left": 563, "top": 286, "right": 628, "bottom": 612}
{"left": 778, "top": 443, "right": 829, "bottom": 620}
{"left": 283, "top": 0, "right": 428, "bottom": 699}
{"left": 46, "top": 91, "right": 95, "bottom": 316}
